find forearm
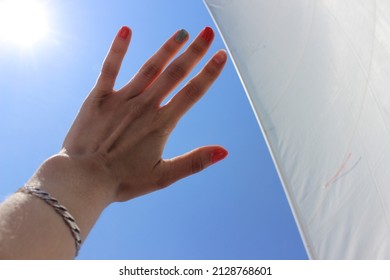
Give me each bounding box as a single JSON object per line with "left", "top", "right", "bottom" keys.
{"left": 0, "top": 154, "right": 115, "bottom": 259}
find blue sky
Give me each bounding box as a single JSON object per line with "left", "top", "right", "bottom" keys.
{"left": 0, "top": 0, "right": 307, "bottom": 259}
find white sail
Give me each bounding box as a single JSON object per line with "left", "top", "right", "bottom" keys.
{"left": 205, "top": 0, "right": 390, "bottom": 259}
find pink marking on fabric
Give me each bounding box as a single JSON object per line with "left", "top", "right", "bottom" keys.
{"left": 324, "top": 152, "right": 352, "bottom": 188}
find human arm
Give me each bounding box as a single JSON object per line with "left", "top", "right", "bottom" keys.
{"left": 0, "top": 26, "right": 227, "bottom": 259}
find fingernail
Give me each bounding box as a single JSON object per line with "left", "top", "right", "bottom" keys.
{"left": 175, "top": 29, "right": 189, "bottom": 43}
{"left": 211, "top": 148, "right": 228, "bottom": 164}
{"left": 118, "top": 26, "right": 130, "bottom": 40}
{"left": 201, "top": 26, "right": 214, "bottom": 42}
{"left": 213, "top": 50, "right": 227, "bottom": 65}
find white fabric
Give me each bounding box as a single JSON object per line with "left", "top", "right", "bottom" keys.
{"left": 205, "top": 0, "right": 390, "bottom": 259}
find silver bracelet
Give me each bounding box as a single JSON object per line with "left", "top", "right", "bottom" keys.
{"left": 19, "top": 185, "right": 82, "bottom": 257}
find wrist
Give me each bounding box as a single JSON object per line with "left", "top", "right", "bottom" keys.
{"left": 26, "top": 153, "right": 117, "bottom": 240}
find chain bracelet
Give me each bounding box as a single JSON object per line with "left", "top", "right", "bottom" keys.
{"left": 19, "top": 185, "right": 82, "bottom": 257}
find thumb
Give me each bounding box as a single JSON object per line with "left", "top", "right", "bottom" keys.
{"left": 159, "top": 146, "right": 228, "bottom": 188}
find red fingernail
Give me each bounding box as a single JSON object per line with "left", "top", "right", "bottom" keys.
{"left": 118, "top": 26, "right": 130, "bottom": 40}
{"left": 201, "top": 26, "right": 214, "bottom": 42}
{"left": 211, "top": 148, "right": 228, "bottom": 164}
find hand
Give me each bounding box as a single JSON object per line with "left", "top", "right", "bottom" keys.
{"left": 62, "top": 26, "right": 228, "bottom": 203}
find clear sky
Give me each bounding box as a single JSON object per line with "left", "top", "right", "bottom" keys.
{"left": 0, "top": 0, "right": 307, "bottom": 259}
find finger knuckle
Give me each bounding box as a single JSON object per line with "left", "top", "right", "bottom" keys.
{"left": 184, "top": 81, "right": 202, "bottom": 103}
{"left": 204, "top": 62, "right": 219, "bottom": 77}
{"left": 100, "top": 62, "right": 117, "bottom": 80}
{"left": 126, "top": 99, "right": 146, "bottom": 119}
{"left": 190, "top": 42, "right": 204, "bottom": 56}
{"left": 140, "top": 63, "right": 161, "bottom": 81}
{"left": 162, "top": 41, "right": 178, "bottom": 55}
{"left": 191, "top": 155, "right": 205, "bottom": 174}
{"left": 111, "top": 44, "right": 124, "bottom": 55}
{"left": 151, "top": 114, "right": 174, "bottom": 137}
{"left": 159, "top": 122, "right": 174, "bottom": 137}
{"left": 167, "top": 64, "right": 186, "bottom": 81}
{"left": 154, "top": 104, "right": 178, "bottom": 131}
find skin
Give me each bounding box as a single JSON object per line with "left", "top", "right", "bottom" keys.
{"left": 0, "top": 26, "right": 228, "bottom": 259}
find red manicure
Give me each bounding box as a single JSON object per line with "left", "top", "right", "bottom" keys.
{"left": 211, "top": 148, "right": 228, "bottom": 164}
{"left": 201, "top": 26, "right": 214, "bottom": 42}
{"left": 118, "top": 26, "right": 130, "bottom": 40}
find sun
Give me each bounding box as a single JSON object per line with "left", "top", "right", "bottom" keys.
{"left": 0, "top": 0, "right": 49, "bottom": 47}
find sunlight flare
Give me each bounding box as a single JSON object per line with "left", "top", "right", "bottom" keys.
{"left": 0, "top": 0, "right": 50, "bottom": 47}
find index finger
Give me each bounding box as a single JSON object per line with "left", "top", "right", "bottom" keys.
{"left": 94, "top": 26, "right": 132, "bottom": 95}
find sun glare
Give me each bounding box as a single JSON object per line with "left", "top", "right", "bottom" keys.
{"left": 0, "top": 0, "right": 49, "bottom": 47}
